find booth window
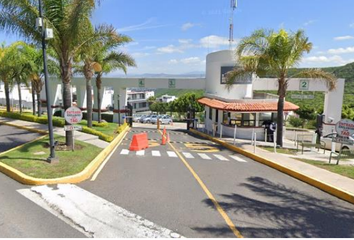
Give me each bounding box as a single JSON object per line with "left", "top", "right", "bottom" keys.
{"left": 242, "top": 113, "right": 256, "bottom": 127}
{"left": 230, "top": 112, "right": 242, "bottom": 126}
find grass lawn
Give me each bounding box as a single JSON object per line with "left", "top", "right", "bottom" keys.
{"left": 0, "top": 135, "right": 102, "bottom": 179}
{"left": 260, "top": 146, "right": 298, "bottom": 155}
{"left": 294, "top": 158, "right": 354, "bottom": 180}
{"left": 78, "top": 120, "right": 118, "bottom": 137}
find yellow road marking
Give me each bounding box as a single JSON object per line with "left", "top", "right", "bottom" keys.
{"left": 159, "top": 130, "right": 243, "bottom": 238}
{"left": 90, "top": 131, "right": 128, "bottom": 181}
{"left": 184, "top": 143, "right": 220, "bottom": 153}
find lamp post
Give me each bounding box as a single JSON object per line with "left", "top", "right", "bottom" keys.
{"left": 38, "top": 0, "right": 56, "bottom": 162}
{"left": 117, "top": 94, "right": 121, "bottom": 126}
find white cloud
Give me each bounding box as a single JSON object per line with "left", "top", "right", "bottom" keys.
{"left": 199, "top": 35, "right": 230, "bottom": 48}
{"left": 302, "top": 55, "right": 354, "bottom": 66}
{"left": 334, "top": 36, "right": 354, "bottom": 41}
{"left": 117, "top": 18, "right": 169, "bottom": 32}
{"left": 181, "top": 23, "right": 196, "bottom": 31}
{"left": 168, "top": 59, "right": 179, "bottom": 64}
{"left": 328, "top": 47, "right": 354, "bottom": 54}
{"left": 131, "top": 52, "right": 150, "bottom": 58}
{"left": 180, "top": 57, "right": 201, "bottom": 64}
{"left": 178, "top": 39, "right": 193, "bottom": 44}
{"left": 157, "top": 45, "right": 183, "bottom": 53}
{"left": 304, "top": 20, "right": 316, "bottom": 26}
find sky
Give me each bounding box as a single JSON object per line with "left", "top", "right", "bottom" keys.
{"left": 2, "top": 0, "right": 354, "bottom": 75}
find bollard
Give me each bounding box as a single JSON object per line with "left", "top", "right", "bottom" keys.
{"left": 264, "top": 129, "right": 267, "bottom": 143}
{"left": 254, "top": 132, "right": 257, "bottom": 153}
{"left": 220, "top": 124, "right": 223, "bottom": 138}
{"left": 251, "top": 128, "right": 255, "bottom": 145}
{"left": 233, "top": 125, "right": 237, "bottom": 145}
{"left": 294, "top": 130, "right": 297, "bottom": 146}
{"left": 274, "top": 131, "right": 277, "bottom": 153}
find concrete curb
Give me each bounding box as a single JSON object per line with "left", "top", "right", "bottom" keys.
{"left": 0, "top": 126, "right": 130, "bottom": 185}
{"left": 190, "top": 129, "right": 354, "bottom": 205}
{"left": 0, "top": 121, "right": 48, "bottom": 134}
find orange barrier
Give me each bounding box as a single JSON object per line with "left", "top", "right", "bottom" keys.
{"left": 129, "top": 133, "right": 149, "bottom": 151}
{"left": 161, "top": 127, "right": 167, "bottom": 145}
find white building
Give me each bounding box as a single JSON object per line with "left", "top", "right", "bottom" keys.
{"left": 0, "top": 82, "right": 35, "bottom": 110}
{"left": 157, "top": 95, "right": 177, "bottom": 103}
{"left": 126, "top": 89, "right": 154, "bottom": 112}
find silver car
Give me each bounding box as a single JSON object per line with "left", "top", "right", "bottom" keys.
{"left": 321, "top": 133, "right": 354, "bottom": 152}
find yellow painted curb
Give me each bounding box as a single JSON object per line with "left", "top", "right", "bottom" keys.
{"left": 0, "top": 121, "right": 48, "bottom": 134}
{"left": 190, "top": 129, "right": 354, "bottom": 205}
{"left": 0, "top": 126, "right": 130, "bottom": 185}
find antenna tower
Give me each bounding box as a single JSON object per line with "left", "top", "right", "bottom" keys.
{"left": 229, "top": 0, "right": 237, "bottom": 49}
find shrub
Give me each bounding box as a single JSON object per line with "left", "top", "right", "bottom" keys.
{"left": 20, "top": 114, "right": 38, "bottom": 122}
{"left": 116, "top": 123, "right": 128, "bottom": 134}
{"left": 36, "top": 117, "right": 48, "bottom": 124}
{"left": 82, "top": 126, "right": 114, "bottom": 142}
{"left": 92, "top": 121, "right": 108, "bottom": 128}
{"left": 288, "top": 116, "right": 303, "bottom": 128}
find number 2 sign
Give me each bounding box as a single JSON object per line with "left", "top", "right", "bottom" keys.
{"left": 299, "top": 80, "right": 309, "bottom": 91}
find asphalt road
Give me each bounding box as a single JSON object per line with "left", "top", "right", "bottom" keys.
{"left": 0, "top": 124, "right": 42, "bottom": 153}
{"left": 0, "top": 173, "right": 85, "bottom": 237}
{"left": 80, "top": 127, "right": 354, "bottom": 238}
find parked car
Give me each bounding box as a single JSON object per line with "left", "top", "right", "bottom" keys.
{"left": 321, "top": 133, "right": 354, "bottom": 152}
{"left": 143, "top": 115, "right": 156, "bottom": 123}
{"left": 133, "top": 114, "right": 142, "bottom": 122}
{"left": 139, "top": 115, "right": 149, "bottom": 123}
{"left": 160, "top": 115, "right": 173, "bottom": 125}
{"left": 150, "top": 115, "right": 161, "bottom": 124}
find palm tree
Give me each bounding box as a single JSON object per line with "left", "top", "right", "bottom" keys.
{"left": 227, "top": 29, "right": 337, "bottom": 147}
{"left": 0, "top": 0, "right": 120, "bottom": 147}
{"left": 93, "top": 43, "right": 136, "bottom": 123}
{"left": 0, "top": 43, "right": 11, "bottom": 112}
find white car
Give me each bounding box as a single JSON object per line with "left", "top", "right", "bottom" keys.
{"left": 321, "top": 133, "right": 354, "bottom": 152}
{"left": 160, "top": 115, "right": 173, "bottom": 125}
{"left": 143, "top": 115, "right": 156, "bottom": 123}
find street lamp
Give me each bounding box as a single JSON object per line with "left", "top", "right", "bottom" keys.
{"left": 38, "top": 0, "right": 56, "bottom": 163}
{"left": 117, "top": 94, "right": 121, "bottom": 126}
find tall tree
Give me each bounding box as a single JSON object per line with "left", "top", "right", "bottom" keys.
{"left": 0, "top": 0, "right": 116, "bottom": 147}
{"left": 93, "top": 42, "right": 136, "bottom": 123}
{"left": 227, "top": 29, "right": 337, "bottom": 146}
{"left": 0, "top": 42, "right": 11, "bottom": 112}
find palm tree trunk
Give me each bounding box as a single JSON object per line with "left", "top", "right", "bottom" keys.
{"left": 4, "top": 80, "right": 10, "bottom": 112}
{"left": 17, "top": 80, "right": 22, "bottom": 114}
{"left": 276, "top": 77, "right": 286, "bottom": 147}
{"left": 86, "top": 78, "right": 93, "bottom": 128}
{"left": 63, "top": 76, "right": 73, "bottom": 147}
{"left": 37, "top": 93, "right": 41, "bottom": 117}
{"left": 96, "top": 74, "right": 102, "bottom": 123}
{"left": 32, "top": 86, "right": 36, "bottom": 115}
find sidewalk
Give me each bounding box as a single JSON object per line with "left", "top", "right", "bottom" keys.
{"left": 197, "top": 129, "right": 354, "bottom": 197}
{"left": 0, "top": 117, "right": 109, "bottom": 149}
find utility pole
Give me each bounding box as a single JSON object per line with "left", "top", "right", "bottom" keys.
{"left": 229, "top": 0, "right": 237, "bottom": 50}
{"left": 38, "top": 0, "right": 56, "bottom": 163}
{"left": 117, "top": 94, "right": 121, "bottom": 126}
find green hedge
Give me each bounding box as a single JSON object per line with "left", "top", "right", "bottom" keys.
{"left": 0, "top": 111, "right": 119, "bottom": 142}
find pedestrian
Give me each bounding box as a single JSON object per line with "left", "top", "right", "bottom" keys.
{"left": 269, "top": 122, "right": 277, "bottom": 142}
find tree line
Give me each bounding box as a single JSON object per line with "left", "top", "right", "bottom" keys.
{"left": 0, "top": 0, "right": 136, "bottom": 147}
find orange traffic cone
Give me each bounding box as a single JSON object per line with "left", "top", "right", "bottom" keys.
{"left": 163, "top": 127, "right": 166, "bottom": 136}
{"left": 161, "top": 133, "right": 166, "bottom": 145}
{"left": 166, "top": 133, "right": 170, "bottom": 143}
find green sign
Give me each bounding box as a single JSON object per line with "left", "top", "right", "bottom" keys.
{"left": 299, "top": 79, "right": 309, "bottom": 91}
{"left": 138, "top": 78, "right": 145, "bottom": 88}
{"left": 168, "top": 79, "right": 176, "bottom": 88}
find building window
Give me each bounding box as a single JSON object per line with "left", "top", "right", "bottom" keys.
{"left": 209, "top": 107, "right": 212, "bottom": 120}
{"left": 230, "top": 112, "right": 242, "bottom": 126}
{"left": 223, "top": 111, "right": 230, "bottom": 125}
{"left": 242, "top": 113, "right": 256, "bottom": 127}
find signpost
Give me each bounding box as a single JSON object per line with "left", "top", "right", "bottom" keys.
{"left": 299, "top": 79, "right": 309, "bottom": 91}
{"left": 335, "top": 119, "right": 354, "bottom": 137}
{"left": 64, "top": 106, "right": 83, "bottom": 151}
{"left": 168, "top": 79, "right": 176, "bottom": 89}
{"left": 138, "top": 78, "right": 145, "bottom": 88}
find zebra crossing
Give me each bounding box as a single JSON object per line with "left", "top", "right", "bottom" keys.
{"left": 119, "top": 149, "right": 248, "bottom": 163}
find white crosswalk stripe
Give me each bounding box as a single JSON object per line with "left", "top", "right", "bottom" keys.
{"left": 229, "top": 155, "right": 248, "bottom": 162}
{"left": 182, "top": 152, "right": 194, "bottom": 159}
{"left": 197, "top": 153, "right": 212, "bottom": 160}
{"left": 120, "top": 149, "right": 129, "bottom": 155}
{"left": 167, "top": 151, "right": 178, "bottom": 158}
{"left": 151, "top": 150, "right": 161, "bottom": 157}
{"left": 213, "top": 154, "right": 229, "bottom": 161}
{"left": 136, "top": 150, "right": 145, "bottom": 156}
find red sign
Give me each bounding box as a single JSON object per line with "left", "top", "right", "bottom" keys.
{"left": 335, "top": 119, "right": 354, "bottom": 137}
{"left": 64, "top": 106, "right": 83, "bottom": 124}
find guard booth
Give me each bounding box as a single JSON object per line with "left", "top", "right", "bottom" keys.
{"left": 186, "top": 105, "right": 196, "bottom": 130}
{"left": 125, "top": 103, "right": 133, "bottom": 127}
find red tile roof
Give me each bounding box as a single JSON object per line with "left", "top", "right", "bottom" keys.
{"left": 198, "top": 97, "right": 299, "bottom": 112}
